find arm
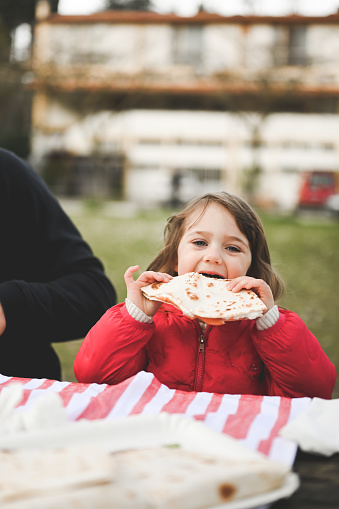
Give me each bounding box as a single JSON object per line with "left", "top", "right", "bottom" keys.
{"left": 252, "top": 309, "right": 336, "bottom": 399}
{"left": 74, "top": 303, "right": 153, "bottom": 384}
{"left": 228, "top": 276, "right": 336, "bottom": 398}
{"left": 74, "top": 266, "right": 172, "bottom": 384}
{"left": 0, "top": 149, "right": 117, "bottom": 344}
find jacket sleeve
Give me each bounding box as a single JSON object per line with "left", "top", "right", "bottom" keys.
{"left": 0, "top": 150, "right": 117, "bottom": 344}
{"left": 74, "top": 303, "right": 153, "bottom": 384}
{"left": 252, "top": 308, "right": 336, "bottom": 399}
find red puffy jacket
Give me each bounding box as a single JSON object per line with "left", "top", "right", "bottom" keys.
{"left": 74, "top": 303, "right": 336, "bottom": 398}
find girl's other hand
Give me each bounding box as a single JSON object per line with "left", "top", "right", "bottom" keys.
{"left": 124, "top": 265, "right": 172, "bottom": 317}
{"left": 226, "top": 276, "right": 275, "bottom": 312}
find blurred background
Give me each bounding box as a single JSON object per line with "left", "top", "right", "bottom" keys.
{"left": 0, "top": 0, "right": 338, "bottom": 393}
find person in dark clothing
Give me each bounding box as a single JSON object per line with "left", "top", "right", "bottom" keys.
{"left": 0, "top": 148, "right": 117, "bottom": 380}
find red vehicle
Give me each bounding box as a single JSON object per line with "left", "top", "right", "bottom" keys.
{"left": 297, "top": 171, "right": 338, "bottom": 209}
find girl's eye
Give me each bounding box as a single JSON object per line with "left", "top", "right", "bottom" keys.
{"left": 226, "top": 245, "right": 241, "bottom": 252}
{"left": 193, "top": 240, "right": 207, "bottom": 246}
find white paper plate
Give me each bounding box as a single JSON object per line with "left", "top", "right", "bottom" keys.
{"left": 0, "top": 413, "right": 271, "bottom": 459}
{"left": 0, "top": 413, "right": 299, "bottom": 508}
{"left": 209, "top": 474, "right": 299, "bottom": 509}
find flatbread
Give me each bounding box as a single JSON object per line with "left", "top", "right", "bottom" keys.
{"left": 0, "top": 446, "right": 114, "bottom": 505}
{"left": 141, "top": 272, "right": 267, "bottom": 325}
{"left": 111, "top": 446, "right": 290, "bottom": 509}
{"left": 0, "top": 445, "right": 291, "bottom": 509}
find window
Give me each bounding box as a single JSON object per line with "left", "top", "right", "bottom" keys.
{"left": 172, "top": 25, "right": 203, "bottom": 66}
{"left": 188, "top": 168, "right": 222, "bottom": 183}
{"left": 309, "top": 173, "right": 335, "bottom": 189}
{"left": 138, "top": 139, "right": 162, "bottom": 145}
{"left": 272, "top": 26, "right": 288, "bottom": 66}
{"left": 288, "top": 26, "right": 307, "bottom": 66}
{"left": 272, "top": 25, "right": 307, "bottom": 66}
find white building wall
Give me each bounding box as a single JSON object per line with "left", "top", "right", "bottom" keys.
{"left": 245, "top": 25, "right": 275, "bottom": 69}
{"left": 35, "top": 23, "right": 174, "bottom": 72}
{"left": 306, "top": 26, "right": 339, "bottom": 68}
{"left": 34, "top": 20, "right": 339, "bottom": 80}
{"left": 204, "top": 25, "right": 244, "bottom": 71}
{"left": 143, "top": 26, "right": 173, "bottom": 69}
{"left": 30, "top": 104, "right": 339, "bottom": 209}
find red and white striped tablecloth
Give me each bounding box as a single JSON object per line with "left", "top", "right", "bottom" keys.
{"left": 0, "top": 371, "right": 311, "bottom": 466}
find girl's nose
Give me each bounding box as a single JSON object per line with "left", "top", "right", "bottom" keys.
{"left": 203, "top": 247, "right": 222, "bottom": 264}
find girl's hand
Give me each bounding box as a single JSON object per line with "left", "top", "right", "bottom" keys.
{"left": 0, "top": 303, "right": 6, "bottom": 336}
{"left": 226, "top": 276, "right": 275, "bottom": 312}
{"left": 124, "top": 265, "right": 173, "bottom": 317}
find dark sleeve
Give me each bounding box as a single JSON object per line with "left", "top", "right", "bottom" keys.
{"left": 0, "top": 149, "right": 117, "bottom": 343}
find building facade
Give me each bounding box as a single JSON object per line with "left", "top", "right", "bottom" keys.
{"left": 29, "top": 1, "right": 339, "bottom": 209}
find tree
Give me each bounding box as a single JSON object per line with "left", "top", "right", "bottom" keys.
{"left": 0, "top": 1, "right": 59, "bottom": 157}
{"left": 0, "top": 0, "right": 59, "bottom": 33}
{"left": 104, "top": 0, "right": 154, "bottom": 11}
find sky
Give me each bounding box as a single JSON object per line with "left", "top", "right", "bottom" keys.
{"left": 58, "top": 0, "right": 339, "bottom": 17}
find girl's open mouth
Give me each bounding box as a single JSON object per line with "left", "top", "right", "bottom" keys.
{"left": 200, "top": 273, "right": 224, "bottom": 279}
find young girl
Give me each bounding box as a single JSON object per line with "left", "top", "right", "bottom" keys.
{"left": 74, "top": 192, "right": 336, "bottom": 398}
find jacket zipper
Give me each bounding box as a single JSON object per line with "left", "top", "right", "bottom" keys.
{"left": 194, "top": 325, "right": 210, "bottom": 392}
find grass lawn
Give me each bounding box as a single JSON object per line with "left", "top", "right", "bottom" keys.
{"left": 54, "top": 201, "right": 339, "bottom": 398}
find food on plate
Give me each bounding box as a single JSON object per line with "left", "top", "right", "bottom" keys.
{"left": 0, "top": 445, "right": 291, "bottom": 509}
{"left": 110, "top": 446, "right": 290, "bottom": 509}
{"left": 0, "top": 446, "right": 114, "bottom": 506}
{"left": 141, "top": 272, "right": 267, "bottom": 325}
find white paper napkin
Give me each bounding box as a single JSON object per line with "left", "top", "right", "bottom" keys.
{"left": 0, "top": 382, "right": 68, "bottom": 433}
{"left": 279, "top": 397, "right": 339, "bottom": 456}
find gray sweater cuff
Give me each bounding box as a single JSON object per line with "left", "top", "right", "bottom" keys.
{"left": 126, "top": 299, "right": 279, "bottom": 330}
{"left": 256, "top": 305, "right": 279, "bottom": 331}
{"left": 125, "top": 298, "right": 154, "bottom": 323}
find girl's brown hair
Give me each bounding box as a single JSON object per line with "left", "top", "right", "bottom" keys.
{"left": 147, "top": 192, "right": 285, "bottom": 301}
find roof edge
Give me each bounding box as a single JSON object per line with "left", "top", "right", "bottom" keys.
{"left": 40, "top": 10, "right": 339, "bottom": 25}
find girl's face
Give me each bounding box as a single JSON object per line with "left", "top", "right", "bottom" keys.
{"left": 175, "top": 203, "right": 252, "bottom": 279}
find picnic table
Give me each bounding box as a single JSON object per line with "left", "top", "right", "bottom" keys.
{"left": 1, "top": 371, "right": 338, "bottom": 508}
{"left": 272, "top": 450, "right": 339, "bottom": 509}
